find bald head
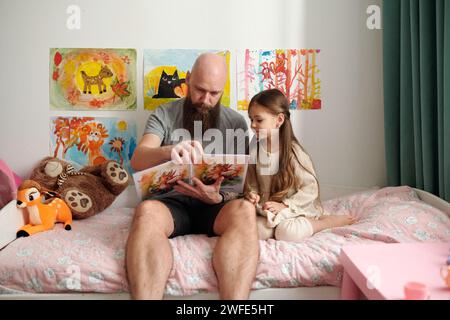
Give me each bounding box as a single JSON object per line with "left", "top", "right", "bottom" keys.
{"left": 186, "top": 53, "right": 228, "bottom": 111}
{"left": 190, "top": 53, "right": 227, "bottom": 83}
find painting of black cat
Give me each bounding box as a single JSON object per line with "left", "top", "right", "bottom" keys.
{"left": 153, "top": 70, "right": 186, "bottom": 98}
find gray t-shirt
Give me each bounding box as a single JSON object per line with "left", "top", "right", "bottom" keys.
{"left": 144, "top": 98, "right": 249, "bottom": 155}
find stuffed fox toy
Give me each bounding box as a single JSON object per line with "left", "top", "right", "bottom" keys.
{"left": 16, "top": 180, "right": 72, "bottom": 237}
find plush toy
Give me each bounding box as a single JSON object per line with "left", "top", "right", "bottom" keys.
{"left": 29, "top": 157, "right": 129, "bottom": 219}
{"left": 16, "top": 180, "right": 72, "bottom": 237}
{"left": 0, "top": 159, "right": 22, "bottom": 209}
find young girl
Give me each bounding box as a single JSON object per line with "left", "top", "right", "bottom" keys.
{"left": 245, "top": 89, "right": 356, "bottom": 242}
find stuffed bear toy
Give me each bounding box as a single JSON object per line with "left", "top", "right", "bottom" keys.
{"left": 29, "top": 157, "right": 129, "bottom": 219}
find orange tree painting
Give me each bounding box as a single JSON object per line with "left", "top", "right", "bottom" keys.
{"left": 237, "top": 49, "right": 321, "bottom": 110}
{"left": 50, "top": 48, "right": 136, "bottom": 110}
{"left": 52, "top": 117, "right": 95, "bottom": 159}
{"left": 50, "top": 116, "right": 137, "bottom": 175}
{"left": 134, "top": 164, "right": 189, "bottom": 200}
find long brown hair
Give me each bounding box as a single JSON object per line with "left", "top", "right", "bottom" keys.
{"left": 248, "top": 89, "right": 322, "bottom": 206}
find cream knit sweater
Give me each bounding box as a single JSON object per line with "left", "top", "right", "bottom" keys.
{"left": 245, "top": 142, "right": 324, "bottom": 221}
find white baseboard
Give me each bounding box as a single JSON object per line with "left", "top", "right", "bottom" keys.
{"left": 0, "top": 286, "right": 341, "bottom": 300}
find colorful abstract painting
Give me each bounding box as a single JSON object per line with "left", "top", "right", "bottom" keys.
{"left": 237, "top": 49, "right": 321, "bottom": 110}
{"left": 133, "top": 162, "right": 189, "bottom": 200}
{"left": 50, "top": 117, "right": 137, "bottom": 175}
{"left": 144, "top": 49, "right": 231, "bottom": 110}
{"left": 132, "top": 154, "right": 248, "bottom": 200}
{"left": 193, "top": 156, "right": 247, "bottom": 189}
{"left": 50, "top": 48, "right": 137, "bottom": 110}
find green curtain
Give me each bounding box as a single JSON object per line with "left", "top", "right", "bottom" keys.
{"left": 383, "top": 0, "right": 450, "bottom": 201}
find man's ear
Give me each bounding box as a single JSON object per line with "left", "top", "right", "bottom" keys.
{"left": 185, "top": 71, "right": 191, "bottom": 85}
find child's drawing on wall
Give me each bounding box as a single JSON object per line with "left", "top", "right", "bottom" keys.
{"left": 50, "top": 117, "right": 137, "bottom": 175}
{"left": 144, "top": 49, "right": 231, "bottom": 110}
{"left": 50, "top": 48, "right": 136, "bottom": 110}
{"left": 237, "top": 49, "right": 321, "bottom": 110}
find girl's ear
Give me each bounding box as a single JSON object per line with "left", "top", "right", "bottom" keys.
{"left": 276, "top": 113, "right": 285, "bottom": 128}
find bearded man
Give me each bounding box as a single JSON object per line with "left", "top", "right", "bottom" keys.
{"left": 127, "top": 53, "right": 258, "bottom": 300}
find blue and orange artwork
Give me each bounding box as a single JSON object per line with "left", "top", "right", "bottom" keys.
{"left": 50, "top": 48, "right": 137, "bottom": 110}
{"left": 144, "top": 49, "right": 231, "bottom": 110}
{"left": 237, "top": 49, "right": 321, "bottom": 110}
{"left": 50, "top": 117, "right": 137, "bottom": 175}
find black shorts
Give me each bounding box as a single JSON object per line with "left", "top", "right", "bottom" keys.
{"left": 151, "top": 192, "right": 226, "bottom": 238}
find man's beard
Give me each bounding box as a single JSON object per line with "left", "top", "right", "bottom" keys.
{"left": 182, "top": 96, "right": 221, "bottom": 138}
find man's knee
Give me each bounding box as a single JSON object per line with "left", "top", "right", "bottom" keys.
{"left": 132, "top": 200, "right": 173, "bottom": 237}
{"left": 226, "top": 199, "right": 256, "bottom": 225}
{"left": 214, "top": 199, "right": 257, "bottom": 234}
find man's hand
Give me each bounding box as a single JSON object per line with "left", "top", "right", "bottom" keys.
{"left": 262, "top": 201, "right": 288, "bottom": 214}
{"left": 173, "top": 176, "right": 224, "bottom": 204}
{"left": 171, "top": 140, "right": 203, "bottom": 164}
{"left": 244, "top": 192, "right": 260, "bottom": 205}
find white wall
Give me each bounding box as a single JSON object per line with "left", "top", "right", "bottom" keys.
{"left": 0, "top": 0, "right": 385, "bottom": 190}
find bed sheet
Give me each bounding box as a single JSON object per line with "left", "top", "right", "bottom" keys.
{"left": 0, "top": 186, "right": 449, "bottom": 296}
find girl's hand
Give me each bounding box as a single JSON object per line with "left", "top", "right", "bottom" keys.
{"left": 262, "top": 201, "right": 288, "bottom": 214}
{"left": 245, "top": 192, "right": 260, "bottom": 205}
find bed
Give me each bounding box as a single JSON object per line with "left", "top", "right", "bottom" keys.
{"left": 0, "top": 185, "right": 449, "bottom": 300}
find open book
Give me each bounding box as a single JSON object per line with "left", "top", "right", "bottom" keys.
{"left": 132, "top": 154, "right": 249, "bottom": 200}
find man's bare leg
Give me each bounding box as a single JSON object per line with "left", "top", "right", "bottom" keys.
{"left": 126, "top": 200, "right": 174, "bottom": 299}
{"left": 212, "top": 199, "right": 259, "bottom": 299}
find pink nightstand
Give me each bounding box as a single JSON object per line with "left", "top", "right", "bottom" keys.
{"left": 339, "top": 242, "right": 450, "bottom": 300}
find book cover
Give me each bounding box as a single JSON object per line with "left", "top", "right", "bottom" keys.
{"left": 133, "top": 154, "right": 249, "bottom": 200}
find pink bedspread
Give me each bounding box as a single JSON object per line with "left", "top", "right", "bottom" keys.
{"left": 0, "top": 186, "right": 449, "bottom": 295}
